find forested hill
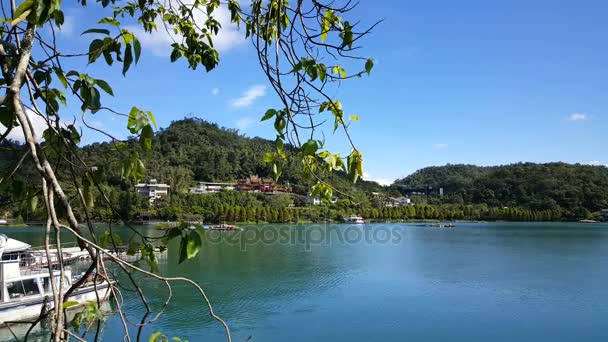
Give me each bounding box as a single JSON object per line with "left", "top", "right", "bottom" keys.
{"left": 393, "top": 163, "right": 608, "bottom": 212}
{"left": 81, "top": 118, "right": 383, "bottom": 195}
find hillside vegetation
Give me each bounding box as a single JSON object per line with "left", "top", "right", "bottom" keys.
{"left": 393, "top": 163, "right": 608, "bottom": 216}
{"left": 82, "top": 118, "right": 383, "bottom": 195}
{"left": 2, "top": 121, "right": 606, "bottom": 223}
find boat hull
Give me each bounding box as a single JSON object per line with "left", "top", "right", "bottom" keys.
{"left": 0, "top": 283, "right": 112, "bottom": 325}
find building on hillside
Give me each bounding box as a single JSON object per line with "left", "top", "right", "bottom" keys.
{"left": 307, "top": 195, "right": 338, "bottom": 206}
{"left": 601, "top": 209, "right": 608, "bottom": 220}
{"left": 189, "top": 182, "right": 235, "bottom": 194}
{"left": 397, "top": 186, "right": 444, "bottom": 196}
{"left": 189, "top": 175, "right": 291, "bottom": 195}
{"left": 235, "top": 175, "right": 290, "bottom": 193}
{"left": 135, "top": 179, "right": 170, "bottom": 202}
{"left": 385, "top": 197, "right": 413, "bottom": 207}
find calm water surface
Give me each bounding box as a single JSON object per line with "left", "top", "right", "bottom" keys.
{"left": 4, "top": 222, "right": 608, "bottom": 341}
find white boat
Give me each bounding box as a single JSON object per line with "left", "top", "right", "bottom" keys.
{"left": 344, "top": 215, "right": 365, "bottom": 224}
{"left": 0, "top": 235, "right": 113, "bottom": 329}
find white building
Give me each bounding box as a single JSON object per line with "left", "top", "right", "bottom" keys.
{"left": 189, "top": 182, "right": 235, "bottom": 194}
{"left": 307, "top": 196, "right": 338, "bottom": 205}
{"left": 385, "top": 197, "right": 413, "bottom": 207}
{"left": 135, "top": 179, "right": 170, "bottom": 202}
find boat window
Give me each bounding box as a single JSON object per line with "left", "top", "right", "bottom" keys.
{"left": 6, "top": 279, "right": 41, "bottom": 299}
{"left": 1, "top": 252, "right": 19, "bottom": 261}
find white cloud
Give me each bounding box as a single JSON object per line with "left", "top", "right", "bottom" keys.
{"left": 585, "top": 161, "right": 608, "bottom": 167}
{"left": 230, "top": 85, "right": 266, "bottom": 108}
{"left": 433, "top": 143, "right": 448, "bottom": 149}
{"left": 0, "top": 110, "right": 49, "bottom": 143}
{"left": 363, "top": 172, "right": 393, "bottom": 186}
{"left": 125, "top": 3, "right": 245, "bottom": 57}
{"left": 211, "top": 87, "right": 220, "bottom": 95}
{"left": 235, "top": 117, "right": 256, "bottom": 131}
{"left": 59, "top": 15, "right": 75, "bottom": 35}
{"left": 567, "top": 113, "right": 589, "bottom": 121}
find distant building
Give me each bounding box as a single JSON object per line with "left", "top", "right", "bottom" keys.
{"left": 234, "top": 175, "right": 290, "bottom": 193}
{"left": 396, "top": 186, "right": 443, "bottom": 196}
{"left": 385, "top": 197, "right": 413, "bottom": 207}
{"left": 189, "top": 182, "right": 235, "bottom": 194}
{"left": 189, "top": 175, "right": 290, "bottom": 195}
{"left": 135, "top": 179, "right": 170, "bottom": 202}
{"left": 307, "top": 196, "right": 338, "bottom": 206}
{"left": 601, "top": 209, "right": 608, "bottom": 220}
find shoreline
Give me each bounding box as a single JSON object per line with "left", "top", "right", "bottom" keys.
{"left": 3, "top": 219, "right": 605, "bottom": 229}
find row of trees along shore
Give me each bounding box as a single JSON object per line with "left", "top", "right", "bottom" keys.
{"left": 7, "top": 190, "right": 582, "bottom": 224}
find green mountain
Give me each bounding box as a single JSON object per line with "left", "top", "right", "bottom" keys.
{"left": 393, "top": 163, "right": 608, "bottom": 214}
{"left": 82, "top": 118, "right": 384, "bottom": 195}
{"left": 3, "top": 119, "right": 606, "bottom": 223}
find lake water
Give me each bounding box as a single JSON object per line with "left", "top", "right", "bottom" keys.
{"left": 4, "top": 222, "right": 608, "bottom": 341}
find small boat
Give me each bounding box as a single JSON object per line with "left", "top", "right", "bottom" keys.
{"left": 428, "top": 223, "right": 456, "bottom": 228}
{"left": 344, "top": 215, "right": 365, "bottom": 224}
{"left": 579, "top": 219, "right": 599, "bottom": 223}
{"left": 206, "top": 224, "right": 242, "bottom": 231}
{"left": 0, "top": 220, "right": 7, "bottom": 226}
{"left": 0, "top": 235, "right": 113, "bottom": 329}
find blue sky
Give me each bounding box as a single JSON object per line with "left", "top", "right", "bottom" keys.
{"left": 4, "top": 0, "right": 607, "bottom": 185}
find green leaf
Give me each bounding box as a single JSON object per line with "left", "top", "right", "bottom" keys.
{"left": 261, "top": 109, "right": 276, "bottom": 121}
{"left": 122, "top": 43, "right": 133, "bottom": 76}
{"left": 290, "top": 61, "right": 303, "bottom": 74}
{"left": 301, "top": 139, "right": 318, "bottom": 156}
{"left": 272, "top": 162, "right": 281, "bottom": 181}
{"left": 365, "top": 58, "right": 374, "bottom": 75}
{"left": 276, "top": 137, "right": 286, "bottom": 159}
{"left": 127, "top": 107, "right": 149, "bottom": 133}
{"left": 0, "top": 106, "right": 15, "bottom": 127}
{"left": 122, "top": 30, "right": 134, "bottom": 44}
{"left": 95, "top": 79, "right": 114, "bottom": 96}
{"left": 170, "top": 47, "right": 181, "bottom": 62}
{"left": 139, "top": 124, "right": 153, "bottom": 152}
{"left": 349, "top": 115, "right": 359, "bottom": 121}
{"left": 133, "top": 37, "right": 142, "bottom": 63}
{"left": 274, "top": 116, "right": 286, "bottom": 135}
{"left": 263, "top": 152, "right": 276, "bottom": 163}
{"left": 89, "top": 87, "right": 101, "bottom": 112}
{"left": 127, "top": 242, "right": 140, "bottom": 255}
{"left": 347, "top": 150, "right": 363, "bottom": 184}
{"left": 147, "top": 111, "right": 157, "bottom": 128}
{"left": 320, "top": 10, "right": 332, "bottom": 42}
{"left": 98, "top": 17, "right": 120, "bottom": 26}
{"left": 53, "top": 67, "right": 68, "bottom": 88}
{"left": 149, "top": 332, "right": 164, "bottom": 342}
{"left": 102, "top": 49, "right": 113, "bottom": 65}
{"left": 178, "top": 236, "right": 188, "bottom": 264}
{"left": 132, "top": 158, "right": 145, "bottom": 183}
{"left": 332, "top": 65, "right": 346, "bottom": 78}
{"left": 318, "top": 64, "right": 327, "bottom": 82}
{"left": 88, "top": 39, "right": 104, "bottom": 64}
{"left": 63, "top": 301, "right": 80, "bottom": 309}
{"left": 11, "top": 0, "right": 33, "bottom": 26}
{"left": 81, "top": 28, "right": 110, "bottom": 35}
{"left": 30, "top": 195, "right": 38, "bottom": 212}
{"left": 186, "top": 231, "right": 202, "bottom": 259}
